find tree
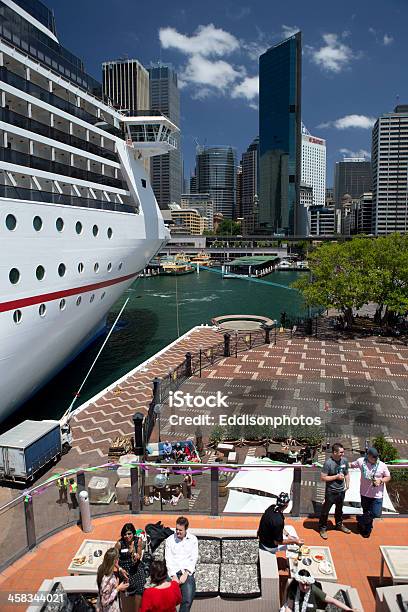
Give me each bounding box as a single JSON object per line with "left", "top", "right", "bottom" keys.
{"left": 216, "top": 219, "right": 242, "bottom": 236}
{"left": 371, "top": 436, "right": 399, "bottom": 463}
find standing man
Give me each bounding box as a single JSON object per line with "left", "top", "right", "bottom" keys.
{"left": 165, "top": 516, "right": 198, "bottom": 612}
{"left": 258, "top": 492, "right": 303, "bottom": 553}
{"left": 56, "top": 476, "right": 68, "bottom": 505}
{"left": 319, "top": 443, "right": 351, "bottom": 539}
{"left": 350, "top": 447, "right": 391, "bottom": 538}
{"left": 68, "top": 478, "right": 78, "bottom": 509}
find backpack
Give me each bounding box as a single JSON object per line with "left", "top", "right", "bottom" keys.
{"left": 145, "top": 521, "right": 173, "bottom": 552}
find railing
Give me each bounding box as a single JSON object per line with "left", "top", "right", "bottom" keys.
{"left": 0, "top": 462, "right": 407, "bottom": 572}
{"left": 0, "top": 184, "right": 138, "bottom": 214}
{"left": 0, "top": 108, "right": 118, "bottom": 162}
{"left": 0, "top": 146, "right": 126, "bottom": 189}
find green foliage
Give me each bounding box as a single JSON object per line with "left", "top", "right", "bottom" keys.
{"left": 371, "top": 436, "right": 399, "bottom": 463}
{"left": 389, "top": 468, "right": 408, "bottom": 483}
{"left": 209, "top": 424, "right": 225, "bottom": 445}
{"left": 292, "top": 234, "right": 408, "bottom": 325}
{"left": 216, "top": 219, "right": 242, "bottom": 235}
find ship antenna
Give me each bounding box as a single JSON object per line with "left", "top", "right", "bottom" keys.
{"left": 61, "top": 297, "right": 130, "bottom": 423}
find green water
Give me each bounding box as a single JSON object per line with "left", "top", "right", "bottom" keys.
{"left": 4, "top": 269, "right": 306, "bottom": 428}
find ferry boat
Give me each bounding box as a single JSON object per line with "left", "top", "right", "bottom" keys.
{"left": 161, "top": 261, "right": 194, "bottom": 275}
{"left": 190, "top": 252, "right": 212, "bottom": 266}
{"left": 0, "top": 0, "right": 176, "bottom": 422}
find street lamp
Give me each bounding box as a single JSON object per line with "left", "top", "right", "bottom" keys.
{"left": 154, "top": 471, "right": 168, "bottom": 512}
{"left": 154, "top": 403, "right": 162, "bottom": 443}
{"left": 199, "top": 345, "right": 203, "bottom": 378}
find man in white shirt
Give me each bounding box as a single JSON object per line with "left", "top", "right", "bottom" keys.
{"left": 165, "top": 516, "right": 198, "bottom": 611}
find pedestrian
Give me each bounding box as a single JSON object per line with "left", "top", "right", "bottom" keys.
{"left": 115, "top": 523, "right": 146, "bottom": 612}
{"left": 69, "top": 478, "right": 78, "bottom": 509}
{"left": 282, "top": 569, "right": 360, "bottom": 612}
{"left": 350, "top": 447, "right": 391, "bottom": 538}
{"left": 97, "top": 548, "right": 129, "bottom": 612}
{"left": 165, "top": 516, "right": 198, "bottom": 612}
{"left": 258, "top": 492, "right": 303, "bottom": 553}
{"left": 56, "top": 476, "right": 68, "bottom": 505}
{"left": 140, "top": 560, "right": 181, "bottom": 612}
{"left": 319, "top": 443, "right": 351, "bottom": 539}
{"left": 182, "top": 469, "right": 193, "bottom": 500}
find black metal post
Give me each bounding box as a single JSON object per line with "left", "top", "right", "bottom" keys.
{"left": 152, "top": 377, "right": 161, "bottom": 405}
{"left": 130, "top": 467, "right": 140, "bottom": 513}
{"left": 210, "top": 466, "right": 219, "bottom": 516}
{"left": 199, "top": 348, "right": 202, "bottom": 378}
{"left": 292, "top": 465, "right": 301, "bottom": 517}
{"left": 274, "top": 324, "right": 277, "bottom": 345}
{"left": 235, "top": 332, "right": 238, "bottom": 358}
{"left": 77, "top": 471, "right": 86, "bottom": 495}
{"left": 185, "top": 352, "right": 192, "bottom": 377}
{"left": 133, "top": 412, "right": 145, "bottom": 457}
{"left": 223, "top": 333, "right": 231, "bottom": 357}
{"left": 24, "top": 496, "right": 36, "bottom": 550}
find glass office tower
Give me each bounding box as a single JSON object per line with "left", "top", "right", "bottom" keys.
{"left": 196, "top": 146, "right": 237, "bottom": 219}
{"left": 259, "top": 32, "right": 302, "bottom": 234}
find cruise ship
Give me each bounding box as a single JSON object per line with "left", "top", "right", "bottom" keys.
{"left": 0, "top": 0, "right": 175, "bottom": 421}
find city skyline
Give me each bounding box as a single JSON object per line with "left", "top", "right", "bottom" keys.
{"left": 50, "top": 0, "right": 408, "bottom": 185}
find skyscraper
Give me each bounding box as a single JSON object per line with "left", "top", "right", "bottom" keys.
{"left": 102, "top": 58, "right": 149, "bottom": 111}
{"left": 372, "top": 106, "right": 408, "bottom": 235}
{"left": 301, "top": 124, "right": 326, "bottom": 208}
{"left": 148, "top": 64, "right": 181, "bottom": 209}
{"left": 196, "top": 146, "right": 237, "bottom": 218}
{"left": 259, "top": 32, "right": 302, "bottom": 235}
{"left": 241, "top": 137, "right": 259, "bottom": 220}
{"left": 334, "top": 158, "right": 372, "bottom": 209}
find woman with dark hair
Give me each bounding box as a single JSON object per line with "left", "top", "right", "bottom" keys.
{"left": 115, "top": 523, "right": 146, "bottom": 612}
{"left": 97, "top": 548, "right": 129, "bottom": 612}
{"left": 140, "top": 560, "right": 181, "bottom": 612}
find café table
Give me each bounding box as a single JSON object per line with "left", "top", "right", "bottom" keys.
{"left": 287, "top": 545, "right": 338, "bottom": 583}
{"left": 68, "top": 539, "right": 115, "bottom": 575}
{"left": 379, "top": 546, "right": 408, "bottom": 585}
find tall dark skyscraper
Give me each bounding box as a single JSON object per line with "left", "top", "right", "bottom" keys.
{"left": 259, "top": 33, "right": 302, "bottom": 235}
{"left": 196, "top": 146, "right": 237, "bottom": 218}
{"left": 241, "top": 137, "right": 259, "bottom": 219}
{"left": 334, "top": 159, "right": 372, "bottom": 209}
{"left": 148, "top": 64, "right": 181, "bottom": 209}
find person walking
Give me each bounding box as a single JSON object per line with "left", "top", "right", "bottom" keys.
{"left": 165, "top": 516, "right": 198, "bottom": 612}
{"left": 350, "top": 447, "right": 391, "bottom": 538}
{"left": 319, "top": 443, "right": 351, "bottom": 539}
{"left": 182, "top": 470, "right": 193, "bottom": 500}
{"left": 68, "top": 478, "right": 78, "bottom": 509}
{"left": 258, "top": 492, "right": 303, "bottom": 553}
{"left": 140, "top": 560, "right": 181, "bottom": 612}
{"left": 56, "top": 476, "right": 68, "bottom": 505}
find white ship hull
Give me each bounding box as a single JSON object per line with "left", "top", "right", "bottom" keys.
{"left": 0, "top": 196, "right": 167, "bottom": 422}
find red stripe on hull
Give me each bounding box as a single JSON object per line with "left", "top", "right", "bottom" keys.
{"left": 0, "top": 272, "right": 138, "bottom": 313}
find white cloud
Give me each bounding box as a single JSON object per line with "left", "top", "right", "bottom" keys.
{"left": 281, "top": 25, "right": 300, "bottom": 39}
{"left": 181, "top": 55, "right": 243, "bottom": 92}
{"left": 159, "top": 24, "right": 239, "bottom": 57}
{"left": 339, "top": 148, "right": 371, "bottom": 159}
{"left": 307, "top": 33, "right": 358, "bottom": 73}
{"left": 383, "top": 33, "right": 394, "bottom": 46}
{"left": 232, "top": 75, "right": 259, "bottom": 100}
{"left": 318, "top": 114, "right": 376, "bottom": 130}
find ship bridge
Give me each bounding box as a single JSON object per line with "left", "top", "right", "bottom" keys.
{"left": 121, "top": 110, "right": 179, "bottom": 158}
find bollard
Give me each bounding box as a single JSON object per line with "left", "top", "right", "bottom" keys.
{"left": 78, "top": 490, "right": 92, "bottom": 533}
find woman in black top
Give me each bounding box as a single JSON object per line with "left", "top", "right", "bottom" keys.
{"left": 115, "top": 522, "right": 146, "bottom": 612}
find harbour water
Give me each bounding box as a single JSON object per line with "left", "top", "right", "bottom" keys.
{"left": 3, "top": 269, "right": 306, "bottom": 430}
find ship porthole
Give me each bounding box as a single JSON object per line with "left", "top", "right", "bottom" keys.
{"left": 94, "top": 263, "right": 99, "bottom": 273}
{"left": 13, "top": 309, "right": 22, "bottom": 324}
{"left": 9, "top": 268, "right": 20, "bottom": 284}
{"left": 6, "top": 214, "right": 17, "bottom": 230}
{"left": 78, "top": 262, "right": 84, "bottom": 274}
{"left": 59, "top": 299, "right": 66, "bottom": 311}
{"left": 107, "top": 227, "right": 113, "bottom": 239}
{"left": 33, "top": 216, "right": 43, "bottom": 231}
{"left": 36, "top": 265, "right": 45, "bottom": 281}
{"left": 76, "top": 296, "right": 82, "bottom": 306}
{"left": 92, "top": 224, "right": 99, "bottom": 237}
{"left": 118, "top": 262, "right": 123, "bottom": 271}
{"left": 58, "top": 263, "right": 66, "bottom": 277}
{"left": 107, "top": 262, "right": 112, "bottom": 272}
{"left": 90, "top": 294, "right": 95, "bottom": 303}
{"left": 56, "top": 217, "right": 64, "bottom": 232}
{"left": 75, "top": 221, "right": 83, "bottom": 235}
{"left": 39, "top": 304, "right": 46, "bottom": 317}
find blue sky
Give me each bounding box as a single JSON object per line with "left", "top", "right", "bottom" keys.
{"left": 50, "top": 0, "right": 408, "bottom": 186}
